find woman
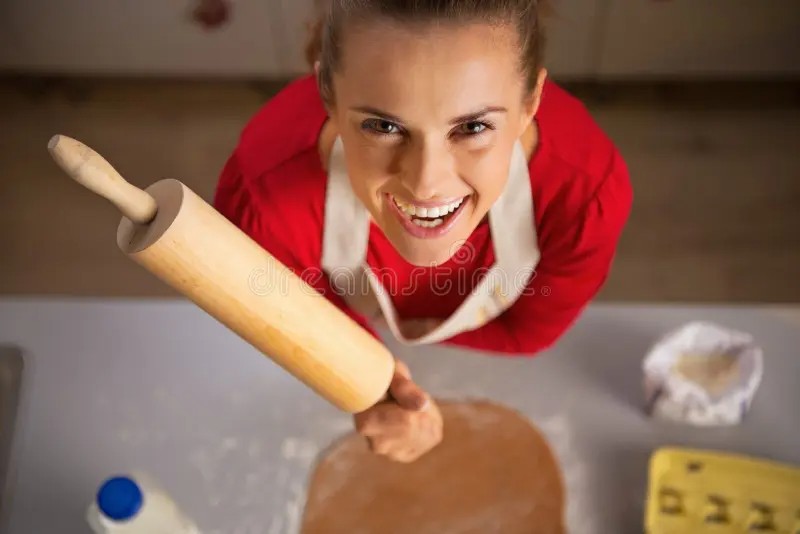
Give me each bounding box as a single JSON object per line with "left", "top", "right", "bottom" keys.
{"left": 214, "top": 0, "right": 633, "bottom": 462}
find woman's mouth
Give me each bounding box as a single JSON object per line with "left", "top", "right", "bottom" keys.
{"left": 386, "top": 193, "right": 469, "bottom": 239}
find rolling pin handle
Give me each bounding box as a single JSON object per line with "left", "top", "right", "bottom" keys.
{"left": 48, "top": 134, "right": 158, "bottom": 225}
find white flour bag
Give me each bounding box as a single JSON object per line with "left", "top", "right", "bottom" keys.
{"left": 643, "top": 321, "right": 763, "bottom": 426}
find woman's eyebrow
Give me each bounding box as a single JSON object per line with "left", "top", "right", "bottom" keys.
{"left": 448, "top": 106, "right": 507, "bottom": 125}
{"left": 350, "top": 105, "right": 507, "bottom": 125}
{"left": 351, "top": 106, "right": 403, "bottom": 123}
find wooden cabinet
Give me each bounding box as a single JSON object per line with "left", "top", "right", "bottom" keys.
{"left": 0, "top": 0, "right": 312, "bottom": 76}
{"left": 540, "top": 0, "right": 604, "bottom": 78}
{"left": 597, "top": 0, "right": 800, "bottom": 77}
{"left": 0, "top": 0, "right": 797, "bottom": 78}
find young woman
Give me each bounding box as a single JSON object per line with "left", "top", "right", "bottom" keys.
{"left": 214, "top": 0, "right": 633, "bottom": 462}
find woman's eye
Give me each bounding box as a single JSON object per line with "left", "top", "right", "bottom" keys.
{"left": 458, "top": 122, "right": 488, "bottom": 136}
{"left": 363, "top": 119, "right": 401, "bottom": 135}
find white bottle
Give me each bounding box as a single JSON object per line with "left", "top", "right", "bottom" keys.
{"left": 86, "top": 472, "right": 201, "bottom": 534}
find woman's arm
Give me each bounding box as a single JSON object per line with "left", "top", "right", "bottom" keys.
{"left": 442, "top": 153, "right": 633, "bottom": 355}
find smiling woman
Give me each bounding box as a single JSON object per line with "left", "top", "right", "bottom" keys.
{"left": 317, "top": 7, "right": 546, "bottom": 267}
{"left": 214, "top": 0, "right": 632, "bottom": 463}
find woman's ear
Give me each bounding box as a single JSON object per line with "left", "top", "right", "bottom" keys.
{"left": 314, "top": 61, "right": 334, "bottom": 115}
{"left": 527, "top": 68, "right": 548, "bottom": 118}
{"left": 518, "top": 68, "right": 547, "bottom": 137}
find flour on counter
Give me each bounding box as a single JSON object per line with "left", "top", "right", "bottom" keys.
{"left": 285, "top": 481, "right": 304, "bottom": 534}
{"left": 267, "top": 517, "right": 284, "bottom": 534}
{"left": 281, "top": 438, "right": 319, "bottom": 463}
{"left": 228, "top": 390, "right": 247, "bottom": 407}
{"left": 323, "top": 417, "right": 353, "bottom": 434}
{"left": 247, "top": 439, "right": 262, "bottom": 459}
{"left": 221, "top": 437, "right": 240, "bottom": 453}
{"left": 117, "top": 428, "right": 133, "bottom": 443}
{"left": 539, "top": 415, "right": 595, "bottom": 534}
{"left": 189, "top": 449, "right": 216, "bottom": 485}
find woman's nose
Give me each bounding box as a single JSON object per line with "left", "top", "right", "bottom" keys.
{"left": 400, "top": 142, "right": 454, "bottom": 200}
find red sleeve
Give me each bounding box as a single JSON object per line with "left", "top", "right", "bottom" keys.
{"left": 441, "top": 151, "right": 633, "bottom": 355}
{"left": 213, "top": 151, "right": 382, "bottom": 341}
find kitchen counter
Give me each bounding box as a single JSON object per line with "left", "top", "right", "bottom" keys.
{"left": 0, "top": 298, "right": 798, "bottom": 533}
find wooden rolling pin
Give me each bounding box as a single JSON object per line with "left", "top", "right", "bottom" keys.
{"left": 47, "top": 134, "right": 395, "bottom": 413}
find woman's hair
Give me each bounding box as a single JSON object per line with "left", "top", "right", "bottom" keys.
{"left": 304, "top": 0, "right": 549, "bottom": 105}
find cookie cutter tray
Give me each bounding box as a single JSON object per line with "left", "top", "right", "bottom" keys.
{"left": 645, "top": 447, "right": 800, "bottom": 533}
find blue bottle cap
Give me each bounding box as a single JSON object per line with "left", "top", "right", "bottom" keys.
{"left": 97, "top": 476, "right": 143, "bottom": 521}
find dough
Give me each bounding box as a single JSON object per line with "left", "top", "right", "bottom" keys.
{"left": 300, "top": 400, "right": 565, "bottom": 534}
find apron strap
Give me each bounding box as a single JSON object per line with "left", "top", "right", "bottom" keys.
{"left": 322, "top": 137, "right": 369, "bottom": 273}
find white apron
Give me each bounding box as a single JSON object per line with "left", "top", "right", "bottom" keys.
{"left": 321, "top": 137, "right": 541, "bottom": 345}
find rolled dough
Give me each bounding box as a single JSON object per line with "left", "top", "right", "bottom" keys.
{"left": 300, "top": 399, "right": 566, "bottom": 534}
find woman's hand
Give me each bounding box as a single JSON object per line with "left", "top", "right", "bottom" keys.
{"left": 353, "top": 360, "right": 443, "bottom": 463}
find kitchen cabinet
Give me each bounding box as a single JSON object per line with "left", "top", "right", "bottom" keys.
{"left": 597, "top": 0, "right": 800, "bottom": 77}
{"left": 0, "top": 0, "right": 797, "bottom": 79}
{"left": 540, "top": 0, "right": 604, "bottom": 78}
{"left": 0, "top": 0, "right": 312, "bottom": 76}
{"left": 0, "top": 0, "right": 601, "bottom": 78}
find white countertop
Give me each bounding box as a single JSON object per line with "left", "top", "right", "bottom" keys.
{"left": 1, "top": 297, "right": 799, "bottom": 533}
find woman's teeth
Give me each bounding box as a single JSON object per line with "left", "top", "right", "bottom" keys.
{"left": 392, "top": 196, "right": 465, "bottom": 220}
{"left": 413, "top": 218, "right": 444, "bottom": 228}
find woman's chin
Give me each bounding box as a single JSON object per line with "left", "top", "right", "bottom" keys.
{"left": 397, "top": 245, "right": 455, "bottom": 268}
{"left": 382, "top": 230, "right": 463, "bottom": 267}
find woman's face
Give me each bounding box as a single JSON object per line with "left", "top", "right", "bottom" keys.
{"left": 326, "top": 21, "right": 544, "bottom": 266}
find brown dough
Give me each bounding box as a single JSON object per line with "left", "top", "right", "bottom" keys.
{"left": 300, "top": 399, "right": 566, "bottom": 534}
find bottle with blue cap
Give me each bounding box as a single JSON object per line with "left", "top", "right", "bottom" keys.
{"left": 86, "top": 471, "right": 200, "bottom": 533}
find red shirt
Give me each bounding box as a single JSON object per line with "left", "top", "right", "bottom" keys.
{"left": 214, "top": 75, "right": 633, "bottom": 356}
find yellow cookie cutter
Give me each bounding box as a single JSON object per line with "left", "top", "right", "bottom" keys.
{"left": 645, "top": 447, "right": 800, "bottom": 533}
